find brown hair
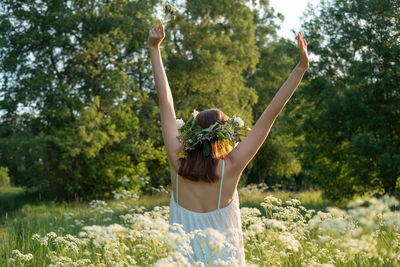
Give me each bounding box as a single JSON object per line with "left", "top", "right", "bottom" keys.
{"left": 178, "top": 108, "right": 233, "bottom": 183}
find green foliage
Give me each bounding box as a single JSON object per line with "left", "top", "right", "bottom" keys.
{"left": 163, "top": 3, "right": 178, "bottom": 24}
{"left": 0, "top": 0, "right": 164, "bottom": 199}
{"left": 162, "top": 0, "right": 262, "bottom": 124}
{"left": 0, "top": 0, "right": 312, "bottom": 199}
{"left": 0, "top": 167, "right": 10, "bottom": 187}
{"left": 177, "top": 111, "right": 250, "bottom": 157}
{"left": 299, "top": 0, "right": 400, "bottom": 200}
{"left": 395, "top": 176, "right": 400, "bottom": 200}
{"left": 6, "top": 0, "right": 390, "bottom": 203}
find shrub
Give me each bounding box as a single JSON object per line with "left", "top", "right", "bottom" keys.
{"left": 0, "top": 166, "right": 10, "bottom": 186}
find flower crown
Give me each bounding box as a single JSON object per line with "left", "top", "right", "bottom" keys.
{"left": 176, "top": 110, "right": 251, "bottom": 158}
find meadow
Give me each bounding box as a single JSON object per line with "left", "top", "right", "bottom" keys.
{"left": 1, "top": 184, "right": 399, "bottom": 266}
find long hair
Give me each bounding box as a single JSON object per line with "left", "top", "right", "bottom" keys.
{"left": 178, "top": 108, "right": 233, "bottom": 183}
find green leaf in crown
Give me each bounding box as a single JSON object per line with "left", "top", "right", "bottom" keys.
{"left": 176, "top": 110, "right": 251, "bottom": 158}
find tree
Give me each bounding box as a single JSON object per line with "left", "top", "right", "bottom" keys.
{"left": 0, "top": 0, "right": 316, "bottom": 198}
{"left": 161, "top": 0, "right": 263, "bottom": 124}
{"left": 299, "top": 0, "right": 400, "bottom": 200}
{"left": 0, "top": 0, "right": 165, "bottom": 199}
{"left": 0, "top": 166, "right": 10, "bottom": 186}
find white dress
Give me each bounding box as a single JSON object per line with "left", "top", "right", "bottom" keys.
{"left": 169, "top": 159, "right": 246, "bottom": 266}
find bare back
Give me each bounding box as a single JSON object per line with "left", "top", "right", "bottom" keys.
{"left": 171, "top": 157, "right": 241, "bottom": 213}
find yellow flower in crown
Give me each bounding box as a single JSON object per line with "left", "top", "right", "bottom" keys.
{"left": 176, "top": 109, "right": 251, "bottom": 158}
{"left": 237, "top": 129, "right": 251, "bottom": 141}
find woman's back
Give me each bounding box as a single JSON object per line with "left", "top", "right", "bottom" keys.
{"left": 171, "top": 158, "right": 240, "bottom": 213}
{"left": 169, "top": 159, "right": 245, "bottom": 265}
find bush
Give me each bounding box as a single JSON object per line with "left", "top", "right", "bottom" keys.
{"left": 395, "top": 176, "right": 400, "bottom": 200}
{"left": 0, "top": 167, "right": 10, "bottom": 186}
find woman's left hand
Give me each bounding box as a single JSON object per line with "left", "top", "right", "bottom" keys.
{"left": 149, "top": 19, "right": 165, "bottom": 50}
{"left": 297, "top": 32, "right": 309, "bottom": 70}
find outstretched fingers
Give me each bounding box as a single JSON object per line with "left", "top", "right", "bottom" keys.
{"left": 298, "top": 33, "right": 301, "bottom": 48}
{"left": 158, "top": 19, "right": 164, "bottom": 35}
{"left": 298, "top": 32, "right": 308, "bottom": 52}
{"left": 298, "top": 32, "right": 305, "bottom": 49}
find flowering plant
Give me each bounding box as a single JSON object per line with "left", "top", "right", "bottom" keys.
{"left": 176, "top": 110, "right": 251, "bottom": 158}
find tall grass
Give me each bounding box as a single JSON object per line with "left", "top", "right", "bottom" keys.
{"left": 1, "top": 186, "right": 399, "bottom": 266}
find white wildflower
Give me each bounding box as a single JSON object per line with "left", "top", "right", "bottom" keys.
{"left": 380, "top": 194, "right": 399, "bottom": 207}
{"left": 83, "top": 250, "right": 91, "bottom": 256}
{"left": 12, "top": 249, "right": 33, "bottom": 262}
{"left": 240, "top": 207, "right": 261, "bottom": 218}
{"left": 89, "top": 200, "right": 108, "bottom": 210}
{"left": 76, "top": 259, "right": 91, "bottom": 265}
{"left": 265, "top": 219, "right": 287, "bottom": 231}
{"left": 46, "top": 232, "right": 58, "bottom": 239}
{"left": 278, "top": 233, "right": 301, "bottom": 252}
{"left": 262, "top": 195, "right": 282, "bottom": 206}
{"left": 248, "top": 222, "right": 264, "bottom": 233}
{"left": 233, "top": 116, "right": 244, "bottom": 127}
{"left": 39, "top": 237, "right": 48, "bottom": 246}
{"left": 192, "top": 109, "right": 199, "bottom": 118}
{"left": 176, "top": 118, "right": 185, "bottom": 129}
{"left": 205, "top": 228, "right": 226, "bottom": 245}
{"left": 347, "top": 198, "right": 366, "bottom": 208}
{"left": 117, "top": 175, "right": 130, "bottom": 185}
{"left": 317, "top": 235, "right": 331, "bottom": 244}
{"left": 31, "top": 233, "right": 40, "bottom": 241}
{"left": 63, "top": 212, "right": 74, "bottom": 220}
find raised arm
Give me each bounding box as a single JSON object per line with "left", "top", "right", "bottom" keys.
{"left": 227, "top": 32, "right": 309, "bottom": 175}
{"left": 149, "top": 19, "right": 182, "bottom": 171}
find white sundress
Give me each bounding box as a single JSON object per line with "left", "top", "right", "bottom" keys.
{"left": 169, "top": 159, "right": 246, "bottom": 266}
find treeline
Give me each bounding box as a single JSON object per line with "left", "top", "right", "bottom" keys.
{"left": 0, "top": 0, "right": 398, "bottom": 202}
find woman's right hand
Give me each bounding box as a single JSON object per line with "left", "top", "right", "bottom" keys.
{"left": 148, "top": 19, "right": 165, "bottom": 50}
{"left": 297, "top": 32, "right": 309, "bottom": 70}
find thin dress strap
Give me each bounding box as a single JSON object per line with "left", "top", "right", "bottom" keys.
{"left": 176, "top": 172, "right": 179, "bottom": 204}
{"left": 217, "top": 159, "right": 225, "bottom": 209}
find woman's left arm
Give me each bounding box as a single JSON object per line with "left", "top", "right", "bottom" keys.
{"left": 149, "top": 19, "right": 182, "bottom": 171}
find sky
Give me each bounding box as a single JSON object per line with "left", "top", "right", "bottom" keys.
{"left": 269, "top": 0, "right": 321, "bottom": 39}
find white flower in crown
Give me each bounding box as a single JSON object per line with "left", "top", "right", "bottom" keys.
{"left": 233, "top": 116, "right": 244, "bottom": 127}
{"left": 192, "top": 109, "right": 199, "bottom": 118}
{"left": 176, "top": 118, "right": 185, "bottom": 129}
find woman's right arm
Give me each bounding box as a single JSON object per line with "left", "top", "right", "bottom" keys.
{"left": 226, "top": 32, "right": 309, "bottom": 175}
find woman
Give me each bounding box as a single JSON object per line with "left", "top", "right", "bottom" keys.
{"left": 149, "top": 19, "right": 309, "bottom": 265}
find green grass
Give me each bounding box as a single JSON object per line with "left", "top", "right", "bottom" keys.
{"left": 0, "top": 186, "right": 43, "bottom": 218}
{"left": 0, "top": 185, "right": 334, "bottom": 258}
{"left": 0, "top": 185, "right": 336, "bottom": 219}
{"left": 0, "top": 187, "right": 172, "bottom": 262}
{"left": 1, "top": 186, "right": 399, "bottom": 266}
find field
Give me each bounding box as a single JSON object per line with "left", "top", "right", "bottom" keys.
{"left": 1, "top": 185, "right": 399, "bottom": 266}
